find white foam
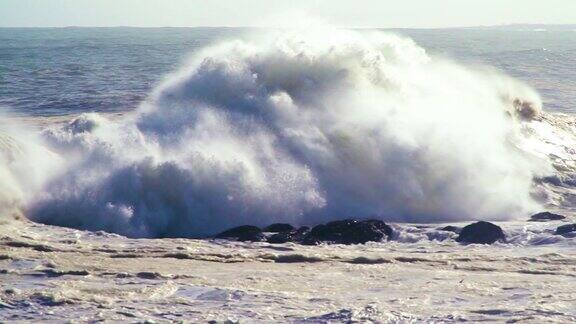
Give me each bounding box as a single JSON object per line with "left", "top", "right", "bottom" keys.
{"left": 0, "top": 28, "right": 561, "bottom": 237}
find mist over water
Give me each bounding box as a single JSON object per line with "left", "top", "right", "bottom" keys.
{"left": 0, "top": 28, "right": 555, "bottom": 237}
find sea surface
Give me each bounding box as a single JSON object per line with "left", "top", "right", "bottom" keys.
{"left": 1, "top": 26, "right": 576, "bottom": 322}
{"left": 1, "top": 26, "right": 575, "bottom": 116}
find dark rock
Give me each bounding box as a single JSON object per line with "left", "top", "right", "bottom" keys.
{"left": 438, "top": 226, "right": 461, "bottom": 233}
{"left": 555, "top": 224, "right": 576, "bottom": 236}
{"left": 215, "top": 220, "right": 393, "bottom": 245}
{"left": 267, "top": 232, "right": 293, "bottom": 244}
{"left": 305, "top": 309, "right": 354, "bottom": 322}
{"left": 456, "top": 221, "right": 505, "bottom": 244}
{"left": 529, "top": 212, "right": 566, "bottom": 222}
{"left": 215, "top": 225, "right": 265, "bottom": 242}
{"left": 263, "top": 223, "right": 295, "bottom": 233}
{"left": 301, "top": 219, "right": 393, "bottom": 245}
{"left": 296, "top": 226, "right": 310, "bottom": 233}
{"left": 267, "top": 226, "right": 310, "bottom": 244}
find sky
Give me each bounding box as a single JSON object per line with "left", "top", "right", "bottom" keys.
{"left": 0, "top": 0, "right": 575, "bottom": 28}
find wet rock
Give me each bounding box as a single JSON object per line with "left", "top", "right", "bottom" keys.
{"left": 216, "top": 220, "right": 393, "bottom": 245}
{"left": 305, "top": 309, "right": 353, "bottom": 322}
{"left": 529, "top": 212, "right": 566, "bottom": 222}
{"left": 438, "top": 225, "right": 461, "bottom": 233}
{"left": 456, "top": 221, "right": 505, "bottom": 244}
{"left": 215, "top": 225, "right": 265, "bottom": 242}
{"left": 297, "top": 226, "right": 310, "bottom": 232}
{"left": 302, "top": 219, "right": 393, "bottom": 245}
{"left": 555, "top": 224, "right": 576, "bottom": 236}
{"left": 267, "top": 232, "right": 292, "bottom": 244}
{"left": 512, "top": 98, "right": 539, "bottom": 120}
{"left": 267, "top": 226, "right": 310, "bottom": 244}
{"left": 263, "top": 223, "right": 295, "bottom": 233}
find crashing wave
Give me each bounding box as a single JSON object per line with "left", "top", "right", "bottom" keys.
{"left": 0, "top": 28, "right": 567, "bottom": 237}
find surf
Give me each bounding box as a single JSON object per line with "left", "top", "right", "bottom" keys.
{"left": 0, "top": 27, "right": 561, "bottom": 237}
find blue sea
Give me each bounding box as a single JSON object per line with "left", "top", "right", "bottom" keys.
{"left": 1, "top": 26, "right": 575, "bottom": 116}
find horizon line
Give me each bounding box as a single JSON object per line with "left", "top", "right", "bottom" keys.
{"left": 0, "top": 23, "right": 575, "bottom": 30}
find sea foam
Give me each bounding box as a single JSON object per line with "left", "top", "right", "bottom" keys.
{"left": 0, "top": 28, "right": 554, "bottom": 237}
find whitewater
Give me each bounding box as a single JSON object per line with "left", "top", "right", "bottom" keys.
{"left": 0, "top": 28, "right": 568, "bottom": 236}
{"left": 1, "top": 27, "right": 575, "bottom": 322}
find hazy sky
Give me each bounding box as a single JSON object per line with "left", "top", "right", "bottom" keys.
{"left": 1, "top": 0, "right": 575, "bottom": 28}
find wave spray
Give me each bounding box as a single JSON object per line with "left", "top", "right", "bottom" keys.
{"left": 1, "top": 28, "right": 551, "bottom": 237}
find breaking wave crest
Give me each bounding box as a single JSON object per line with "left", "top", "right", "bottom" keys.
{"left": 0, "top": 28, "right": 556, "bottom": 237}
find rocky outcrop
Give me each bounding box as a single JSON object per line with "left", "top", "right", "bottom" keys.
{"left": 215, "top": 225, "right": 265, "bottom": 242}
{"left": 456, "top": 221, "right": 505, "bottom": 244}
{"left": 216, "top": 220, "right": 393, "bottom": 245}
{"left": 529, "top": 212, "right": 566, "bottom": 222}
{"left": 267, "top": 226, "right": 309, "bottom": 244}
{"left": 266, "top": 232, "right": 292, "bottom": 244}
{"left": 301, "top": 219, "right": 393, "bottom": 245}
{"left": 263, "top": 223, "right": 295, "bottom": 233}
{"left": 437, "top": 226, "right": 461, "bottom": 233}
{"left": 555, "top": 224, "right": 576, "bottom": 236}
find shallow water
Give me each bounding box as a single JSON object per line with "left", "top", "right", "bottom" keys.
{"left": 1, "top": 219, "right": 575, "bottom": 322}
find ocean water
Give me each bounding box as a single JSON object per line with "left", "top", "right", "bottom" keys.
{"left": 0, "top": 28, "right": 242, "bottom": 116}
{"left": 1, "top": 27, "right": 575, "bottom": 117}
{"left": 2, "top": 26, "right": 576, "bottom": 323}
